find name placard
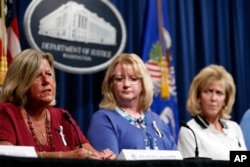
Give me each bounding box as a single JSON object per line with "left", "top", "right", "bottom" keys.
{"left": 0, "top": 145, "right": 37, "bottom": 158}
{"left": 117, "top": 149, "right": 183, "bottom": 160}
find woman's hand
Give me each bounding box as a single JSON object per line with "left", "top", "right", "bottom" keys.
{"left": 69, "top": 148, "right": 116, "bottom": 160}
{"left": 98, "top": 148, "right": 117, "bottom": 160}
{"left": 37, "top": 148, "right": 116, "bottom": 160}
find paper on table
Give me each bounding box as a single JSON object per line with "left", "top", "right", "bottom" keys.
{"left": 0, "top": 145, "right": 37, "bottom": 158}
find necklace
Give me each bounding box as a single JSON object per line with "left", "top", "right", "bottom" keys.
{"left": 115, "top": 107, "right": 146, "bottom": 128}
{"left": 27, "top": 110, "right": 55, "bottom": 152}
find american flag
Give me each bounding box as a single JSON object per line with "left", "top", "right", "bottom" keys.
{"left": 0, "top": 0, "right": 21, "bottom": 85}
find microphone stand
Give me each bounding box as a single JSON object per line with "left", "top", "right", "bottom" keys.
{"left": 181, "top": 121, "right": 211, "bottom": 160}
{"left": 63, "top": 113, "right": 83, "bottom": 149}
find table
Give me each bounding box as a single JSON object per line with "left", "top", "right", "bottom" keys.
{"left": 0, "top": 155, "right": 229, "bottom": 167}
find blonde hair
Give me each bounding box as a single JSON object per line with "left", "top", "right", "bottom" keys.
{"left": 186, "top": 64, "right": 235, "bottom": 119}
{"left": 99, "top": 53, "right": 153, "bottom": 112}
{"left": 0, "top": 49, "right": 56, "bottom": 106}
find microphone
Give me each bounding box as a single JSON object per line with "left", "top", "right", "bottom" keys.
{"left": 180, "top": 121, "right": 211, "bottom": 160}
{"left": 63, "top": 112, "right": 82, "bottom": 148}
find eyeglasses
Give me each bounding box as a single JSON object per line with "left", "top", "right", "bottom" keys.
{"left": 113, "top": 76, "right": 141, "bottom": 85}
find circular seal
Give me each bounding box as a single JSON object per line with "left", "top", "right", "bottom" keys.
{"left": 24, "top": 0, "right": 126, "bottom": 74}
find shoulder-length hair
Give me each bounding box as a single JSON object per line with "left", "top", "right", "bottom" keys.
{"left": 0, "top": 49, "right": 56, "bottom": 107}
{"left": 99, "top": 53, "right": 153, "bottom": 112}
{"left": 186, "top": 64, "right": 235, "bottom": 119}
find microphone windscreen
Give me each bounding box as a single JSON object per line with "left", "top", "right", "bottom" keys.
{"left": 180, "top": 121, "right": 189, "bottom": 128}
{"left": 63, "top": 112, "right": 71, "bottom": 123}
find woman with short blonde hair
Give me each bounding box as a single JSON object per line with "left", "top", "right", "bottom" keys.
{"left": 178, "top": 64, "right": 246, "bottom": 160}
{"left": 88, "top": 53, "right": 177, "bottom": 155}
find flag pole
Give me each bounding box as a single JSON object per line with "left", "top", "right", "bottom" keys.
{"left": 157, "top": 0, "right": 166, "bottom": 54}
{"left": 157, "top": 0, "right": 170, "bottom": 99}
{"left": 0, "top": 0, "right": 8, "bottom": 86}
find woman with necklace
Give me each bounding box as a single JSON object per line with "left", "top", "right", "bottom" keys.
{"left": 0, "top": 49, "right": 116, "bottom": 160}
{"left": 87, "top": 53, "right": 177, "bottom": 155}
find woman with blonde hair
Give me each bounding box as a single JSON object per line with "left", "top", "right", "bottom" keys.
{"left": 178, "top": 64, "right": 246, "bottom": 160}
{"left": 87, "top": 53, "right": 177, "bottom": 155}
{"left": 0, "top": 48, "right": 116, "bottom": 160}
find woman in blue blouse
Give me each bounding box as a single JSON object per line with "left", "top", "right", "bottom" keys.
{"left": 87, "top": 53, "right": 177, "bottom": 155}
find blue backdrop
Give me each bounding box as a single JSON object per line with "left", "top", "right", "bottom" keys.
{"left": 15, "top": 0, "right": 250, "bottom": 135}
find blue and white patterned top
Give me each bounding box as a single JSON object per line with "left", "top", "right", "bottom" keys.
{"left": 87, "top": 107, "right": 177, "bottom": 155}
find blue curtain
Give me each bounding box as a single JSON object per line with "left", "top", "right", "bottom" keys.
{"left": 167, "top": 0, "right": 250, "bottom": 123}
{"left": 16, "top": 0, "right": 250, "bottom": 134}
